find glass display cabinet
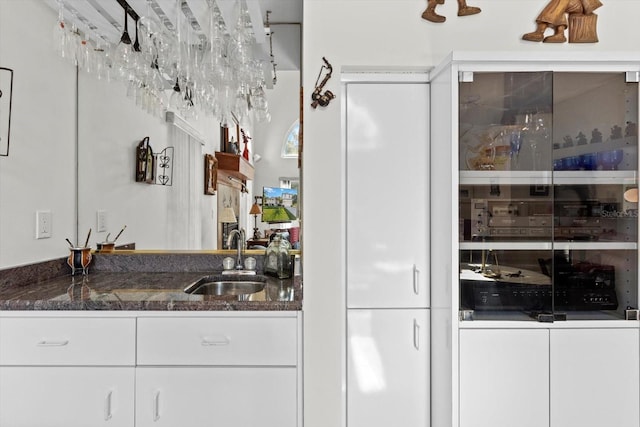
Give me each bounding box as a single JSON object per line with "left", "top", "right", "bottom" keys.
{"left": 457, "top": 68, "right": 639, "bottom": 321}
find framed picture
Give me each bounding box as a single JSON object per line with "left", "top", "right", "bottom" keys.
{"left": 204, "top": 154, "right": 218, "bottom": 195}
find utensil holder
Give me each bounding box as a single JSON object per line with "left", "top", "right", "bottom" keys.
{"left": 67, "top": 247, "right": 92, "bottom": 275}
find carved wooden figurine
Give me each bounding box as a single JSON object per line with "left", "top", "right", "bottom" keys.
{"left": 421, "top": 0, "right": 481, "bottom": 23}
{"left": 522, "top": 0, "right": 602, "bottom": 43}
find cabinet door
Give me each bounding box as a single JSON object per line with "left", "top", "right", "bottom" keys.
{"left": 346, "top": 82, "right": 430, "bottom": 309}
{"left": 347, "top": 309, "right": 429, "bottom": 427}
{"left": 0, "top": 367, "right": 135, "bottom": 427}
{"left": 550, "top": 328, "right": 639, "bottom": 427}
{"left": 136, "top": 367, "right": 297, "bottom": 427}
{"left": 459, "top": 328, "right": 549, "bottom": 427}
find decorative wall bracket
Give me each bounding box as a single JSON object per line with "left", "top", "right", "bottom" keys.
{"left": 135, "top": 136, "right": 174, "bottom": 186}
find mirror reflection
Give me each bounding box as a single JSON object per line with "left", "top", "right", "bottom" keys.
{"left": 65, "top": 0, "right": 300, "bottom": 250}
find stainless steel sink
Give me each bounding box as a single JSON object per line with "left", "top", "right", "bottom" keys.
{"left": 184, "top": 275, "right": 266, "bottom": 296}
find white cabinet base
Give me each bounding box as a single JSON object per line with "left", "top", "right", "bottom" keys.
{"left": 0, "top": 367, "right": 135, "bottom": 427}
{"left": 136, "top": 367, "right": 297, "bottom": 427}
{"left": 459, "top": 329, "right": 550, "bottom": 427}
{"left": 550, "top": 328, "right": 640, "bottom": 427}
{"left": 347, "top": 309, "right": 430, "bottom": 427}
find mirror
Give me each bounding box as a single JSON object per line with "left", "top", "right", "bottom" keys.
{"left": 73, "top": 3, "right": 302, "bottom": 251}
{"left": 0, "top": 1, "right": 301, "bottom": 270}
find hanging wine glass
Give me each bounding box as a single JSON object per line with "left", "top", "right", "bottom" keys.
{"left": 52, "top": 0, "right": 68, "bottom": 59}
{"left": 111, "top": 8, "right": 133, "bottom": 80}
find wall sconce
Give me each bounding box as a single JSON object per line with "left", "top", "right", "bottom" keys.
{"left": 135, "top": 136, "right": 173, "bottom": 186}
{"left": 249, "top": 197, "right": 262, "bottom": 239}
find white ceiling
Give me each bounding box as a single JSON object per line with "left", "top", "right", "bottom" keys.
{"left": 44, "top": 0, "right": 302, "bottom": 71}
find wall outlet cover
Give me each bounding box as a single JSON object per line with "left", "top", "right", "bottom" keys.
{"left": 36, "top": 210, "right": 52, "bottom": 239}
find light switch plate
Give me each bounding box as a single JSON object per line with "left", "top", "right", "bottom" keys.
{"left": 36, "top": 210, "right": 52, "bottom": 239}
{"left": 96, "top": 210, "right": 107, "bottom": 232}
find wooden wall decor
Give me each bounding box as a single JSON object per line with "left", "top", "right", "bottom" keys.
{"left": 522, "top": 0, "right": 602, "bottom": 43}
{"left": 421, "top": 0, "right": 481, "bottom": 23}
{"left": 204, "top": 153, "right": 218, "bottom": 195}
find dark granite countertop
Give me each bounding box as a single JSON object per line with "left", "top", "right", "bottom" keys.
{"left": 0, "top": 272, "right": 302, "bottom": 311}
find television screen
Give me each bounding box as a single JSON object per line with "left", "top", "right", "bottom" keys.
{"left": 262, "top": 187, "right": 298, "bottom": 223}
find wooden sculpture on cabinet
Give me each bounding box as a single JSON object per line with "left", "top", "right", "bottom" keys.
{"left": 421, "top": 0, "right": 481, "bottom": 23}
{"left": 522, "top": 0, "right": 602, "bottom": 43}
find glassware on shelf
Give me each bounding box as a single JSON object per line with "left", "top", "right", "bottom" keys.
{"left": 597, "top": 149, "right": 624, "bottom": 170}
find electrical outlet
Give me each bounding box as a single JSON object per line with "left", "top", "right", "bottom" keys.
{"left": 96, "top": 210, "right": 107, "bottom": 232}
{"left": 36, "top": 210, "right": 52, "bottom": 239}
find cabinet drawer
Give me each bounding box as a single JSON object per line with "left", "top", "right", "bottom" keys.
{"left": 137, "top": 317, "right": 298, "bottom": 366}
{"left": 0, "top": 317, "right": 136, "bottom": 366}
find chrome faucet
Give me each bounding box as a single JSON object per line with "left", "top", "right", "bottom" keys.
{"left": 227, "top": 228, "right": 246, "bottom": 270}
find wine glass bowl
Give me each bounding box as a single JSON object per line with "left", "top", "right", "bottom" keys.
{"left": 597, "top": 149, "right": 624, "bottom": 170}
{"left": 578, "top": 153, "right": 597, "bottom": 170}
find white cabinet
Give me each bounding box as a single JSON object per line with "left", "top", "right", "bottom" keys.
{"left": 135, "top": 314, "right": 301, "bottom": 427}
{"left": 136, "top": 367, "right": 297, "bottom": 427}
{"left": 429, "top": 52, "right": 640, "bottom": 427}
{"left": 550, "top": 328, "right": 639, "bottom": 427}
{"left": 0, "top": 317, "right": 136, "bottom": 365}
{"left": 347, "top": 309, "right": 430, "bottom": 427}
{"left": 136, "top": 316, "right": 297, "bottom": 366}
{"left": 459, "top": 328, "right": 550, "bottom": 427}
{"left": 0, "top": 367, "right": 135, "bottom": 427}
{"left": 345, "top": 79, "right": 430, "bottom": 309}
{"left": 0, "top": 312, "right": 301, "bottom": 427}
{"left": 459, "top": 327, "right": 640, "bottom": 427}
{"left": 344, "top": 74, "right": 431, "bottom": 427}
{"left": 0, "top": 316, "right": 136, "bottom": 427}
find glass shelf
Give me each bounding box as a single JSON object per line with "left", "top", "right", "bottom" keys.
{"left": 460, "top": 170, "right": 637, "bottom": 185}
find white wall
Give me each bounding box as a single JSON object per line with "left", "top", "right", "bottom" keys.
{"left": 77, "top": 73, "right": 220, "bottom": 250}
{"left": 0, "top": 0, "right": 76, "bottom": 268}
{"left": 301, "top": 1, "right": 640, "bottom": 426}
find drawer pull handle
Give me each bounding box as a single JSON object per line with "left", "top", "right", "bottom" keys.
{"left": 201, "top": 336, "right": 230, "bottom": 346}
{"left": 37, "top": 340, "right": 69, "bottom": 347}
{"left": 104, "top": 390, "right": 113, "bottom": 421}
{"left": 412, "top": 265, "right": 420, "bottom": 295}
{"left": 413, "top": 319, "right": 420, "bottom": 351}
{"left": 153, "top": 391, "right": 161, "bottom": 421}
